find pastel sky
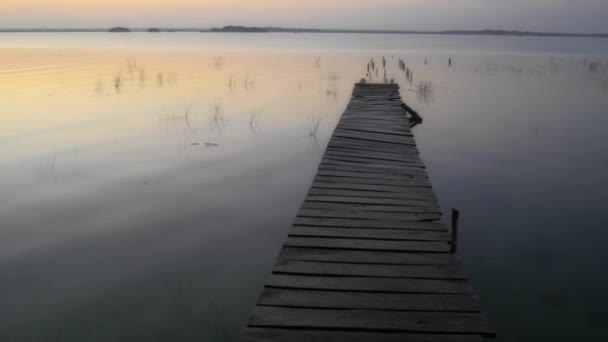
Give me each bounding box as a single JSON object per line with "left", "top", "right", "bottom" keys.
{"left": 1, "top": 0, "right": 607, "bottom": 33}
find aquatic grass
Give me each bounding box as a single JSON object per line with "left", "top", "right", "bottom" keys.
{"left": 416, "top": 81, "right": 434, "bottom": 103}
{"left": 249, "top": 111, "right": 260, "bottom": 134}
{"left": 307, "top": 112, "right": 326, "bottom": 139}
{"left": 213, "top": 56, "right": 225, "bottom": 70}
{"left": 114, "top": 74, "right": 122, "bottom": 93}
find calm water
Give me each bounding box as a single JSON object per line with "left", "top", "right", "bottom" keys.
{"left": 1, "top": 33, "right": 608, "bottom": 341}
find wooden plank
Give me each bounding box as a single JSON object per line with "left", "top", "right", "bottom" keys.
{"left": 323, "top": 155, "right": 424, "bottom": 168}
{"left": 248, "top": 307, "right": 494, "bottom": 335}
{"left": 336, "top": 124, "right": 412, "bottom": 135}
{"left": 306, "top": 195, "right": 437, "bottom": 208}
{"left": 327, "top": 142, "right": 420, "bottom": 155}
{"left": 341, "top": 115, "right": 405, "bottom": 121}
{"left": 241, "top": 328, "right": 485, "bottom": 342}
{"left": 326, "top": 145, "right": 420, "bottom": 157}
{"left": 314, "top": 176, "right": 431, "bottom": 187}
{"left": 273, "top": 260, "right": 467, "bottom": 279}
{"left": 278, "top": 248, "right": 460, "bottom": 265}
{"left": 297, "top": 208, "right": 440, "bottom": 221}
{"left": 284, "top": 237, "right": 451, "bottom": 253}
{"left": 330, "top": 135, "right": 417, "bottom": 148}
{"left": 320, "top": 161, "right": 423, "bottom": 174}
{"left": 335, "top": 122, "right": 408, "bottom": 128}
{"left": 337, "top": 120, "right": 411, "bottom": 128}
{"left": 258, "top": 288, "right": 481, "bottom": 312}
{"left": 311, "top": 181, "right": 434, "bottom": 194}
{"left": 266, "top": 274, "right": 473, "bottom": 294}
{"left": 302, "top": 201, "right": 440, "bottom": 214}
{"left": 325, "top": 150, "right": 423, "bottom": 163}
{"left": 320, "top": 161, "right": 425, "bottom": 173}
{"left": 308, "top": 188, "right": 436, "bottom": 201}
{"left": 323, "top": 154, "right": 424, "bottom": 168}
{"left": 318, "top": 164, "right": 426, "bottom": 177}
{"left": 330, "top": 135, "right": 416, "bottom": 147}
{"left": 290, "top": 226, "right": 448, "bottom": 241}
{"left": 293, "top": 217, "right": 447, "bottom": 230}
{"left": 317, "top": 169, "right": 427, "bottom": 180}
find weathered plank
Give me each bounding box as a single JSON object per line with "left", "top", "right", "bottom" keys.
{"left": 248, "top": 307, "right": 494, "bottom": 335}
{"left": 297, "top": 208, "right": 440, "bottom": 221}
{"left": 259, "top": 288, "right": 481, "bottom": 312}
{"left": 290, "top": 226, "right": 448, "bottom": 241}
{"left": 284, "top": 237, "right": 451, "bottom": 253}
{"left": 293, "top": 217, "right": 447, "bottom": 230}
{"left": 311, "top": 181, "right": 434, "bottom": 194}
{"left": 266, "top": 274, "right": 473, "bottom": 294}
{"left": 308, "top": 188, "right": 436, "bottom": 201}
{"left": 327, "top": 142, "right": 420, "bottom": 155}
{"left": 305, "top": 196, "right": 437, "bottom": 207}
{"left": 302, "top": 201, "right": 440, "bottom": 214}
{"left": 314, "top": 176, "right": 431, "bottom": 187}
{"left": 278, "top": 248, "right": 460, "bottom": 265}
{"left": 273, "top": 260, "right": 467, "bottom": 279}
{"left": 320, "top": 160, "right": 426, "bottom": 173}
{"left": 330, "top": 136, "right": 417, "bottom": 149}
{"left": 325, "top": 149, "right": 423, "bottom": 163}
{"left": 241, "top": 328, "right": 485, "bottom": 342}
{"left": 335, "top": 125, "right": 413, "bottom": 137}
{"left": 323, "top": 155, "right": 424, "bottom": 167}
{"left": 316, "top": 169, "right": 427, "bottom": 180}
{"left": 333, "top": 130, "right": 416, "bottom": 145}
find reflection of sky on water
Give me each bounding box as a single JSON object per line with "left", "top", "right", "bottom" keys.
{"left": 0, "top": 33, "right": 607, "bottom": 341}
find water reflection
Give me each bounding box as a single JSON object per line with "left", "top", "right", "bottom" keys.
{"left": 94, "top": 60, "right": 179, "bottom": 97}
{"left": 0, "top": 35, "right": 607, "bottom": 342}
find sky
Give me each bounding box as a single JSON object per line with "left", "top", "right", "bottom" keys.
{"left": 1, "top": 0, "right": 608, "bottom": 33}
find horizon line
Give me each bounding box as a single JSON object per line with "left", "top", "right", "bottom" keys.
{"left": 1, "top": 26, "right": 607, "bottom": 37}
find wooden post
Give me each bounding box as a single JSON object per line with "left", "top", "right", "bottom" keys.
{"left": 401, "top": 103, "right": 423, "bottom": 125}
{"left": 451, "top": 208, "right": 460, "bottom": 254}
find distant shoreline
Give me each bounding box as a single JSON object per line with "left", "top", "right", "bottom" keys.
{"left": 1, "top": 27, "right": 607, "bottom": 38}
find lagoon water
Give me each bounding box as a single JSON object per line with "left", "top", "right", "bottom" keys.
{"left": 1, "top": 33, "right": 608, "bottom": 341}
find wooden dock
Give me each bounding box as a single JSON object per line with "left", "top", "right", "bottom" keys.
{"left": 240, "top": 83, "right": 495, "bottom": 341}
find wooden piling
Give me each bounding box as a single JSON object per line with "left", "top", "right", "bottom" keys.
{"left": 451, "top": 208, "right": 460, "bottom": 254}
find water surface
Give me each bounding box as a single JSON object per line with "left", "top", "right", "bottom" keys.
{"left": 1, "top": 33, "right": 608, "bottom": 341}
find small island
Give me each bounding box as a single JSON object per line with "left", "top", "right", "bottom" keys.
{"left": 108, "top": 27, "right": 131, "bottom": 33}
{"left": 148, "top": 28, "right": 161, "bottom": 32}
{"left": 208, "top": 26, "right": 268, "bottom": 33}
